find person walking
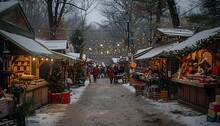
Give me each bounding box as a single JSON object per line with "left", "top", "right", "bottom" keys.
{"left": 107, "top": 66, "right": 114, "bottom": 84}
{"left": 92, "top": 66, "right": 99, "bottom": 83}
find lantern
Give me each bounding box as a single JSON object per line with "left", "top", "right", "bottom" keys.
{"left": 2, "top": 50, "right": 12, "bottom": 90}
{"left": 2, "top": 50, "right": 12, "bottom": 73}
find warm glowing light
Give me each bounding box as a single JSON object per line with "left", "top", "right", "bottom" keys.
{"left": 100, "top": 44, "right": 103, "bottom": 47}
{"left": 41, "top": 58, "right": 44, "bottom": 60}
{"left": 46, "top": 58, "right": 48, "bottom": 61}
{"left": 33, "top": 57, "right": 36, "bottom": 61}
{"left": 51, "top": 59, "right": 53, "bottom": 61}
{"left": 117, "top": 44, "right": 119, "bottom": 46}
{"left": 89, "top": 48, "right": 92, "bottom": 50}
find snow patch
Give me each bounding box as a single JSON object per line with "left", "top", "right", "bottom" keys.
{"left": 123, "top": 84, "right": 220, "bottom": 126}
{"left": 26, "top": 79, "right": 89, "bottom": 126}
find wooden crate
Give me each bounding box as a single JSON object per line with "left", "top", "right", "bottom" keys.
{"left": 148, "top": 92, "right": 154, "bottom": 99}
{"left": 135, "top": 90, "right": 144, "bottom": 96}
{"left": 154, "top": 92, "right": 161, "bottom": 100}
{"left": 160, "top": 90, "right": 168, "bottom": 101}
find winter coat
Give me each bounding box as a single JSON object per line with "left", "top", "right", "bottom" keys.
{"left": 108, "top": 67, "right": 114, "bottom": 78}
{"left": 93, "top": 67, "right": 99, "bottom": 76}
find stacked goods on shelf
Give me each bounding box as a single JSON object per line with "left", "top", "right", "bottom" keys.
{"left": 13, "top": 56, "right": 31, "bottom": 75}
{"left": 207, "top": 95, "right": 220, "bottom": 122}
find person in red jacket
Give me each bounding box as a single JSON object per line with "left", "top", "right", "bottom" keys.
{"left": 92, "top": 66, "right": 99, "bottom": 83}
{"left": 107, "top": 66, "right": 114, "bottom": 84}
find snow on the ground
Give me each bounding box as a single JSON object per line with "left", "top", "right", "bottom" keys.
{"left": 26, "top": 82, "right": 219, "bottom": 126}
{"left": 26, "top": 80, "right": 90, "bottom": 126}
{"left": 123, "top": 83, "right": 220, "bottom": 126}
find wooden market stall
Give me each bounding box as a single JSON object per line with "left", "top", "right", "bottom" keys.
{"left": 132, "top": 28, "right": 195, "bottom": 98}
{"left": 168, "top": 27, "right": 220, "bottom": 113}
{"left": 132, "top": 43, "right": 177, "bottom": 98}
{"left": 0, "top": 2, "right": 60, "bottom": 113}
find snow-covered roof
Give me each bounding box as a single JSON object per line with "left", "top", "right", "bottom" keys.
{"left": 0, "top": 29, "right": 58, "bottom": 58}
{"left": 51, "top": 51, "right": 76, "bottom": 60}
{"left": 35, "top": 38, "right": 67, "bottom": 50}
{"left": 136, "top": 42, "right": 179, "bottom": 60}
{"left": 112, "top": 58, "right": 120, "bottom": 63}
{"left": 135, "top": 47, "right": 152, "bottom": 55}
{"left": 164, "top": 27, "right": 220, "bottom": 52}
{"left": 158, "top": 28, "right": 194, "bottom": 37}
{"left": 66, "top": 52, "right": 90, "bottom": 61}
{"left": 0, "top": 1, "right": 18, "bottom": 14}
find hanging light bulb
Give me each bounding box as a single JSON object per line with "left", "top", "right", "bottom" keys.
{"left": 51, "top": 59, "right": 53, "bottom": 61}
{"left": 33, "top": 57, "right": 36, "bottom": 61}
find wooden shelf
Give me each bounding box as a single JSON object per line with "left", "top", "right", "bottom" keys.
{"left": 13, "top": 56, "right": 31, "bottom": 75}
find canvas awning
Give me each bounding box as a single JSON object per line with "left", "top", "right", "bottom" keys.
{"left": 136, "top": 42, "right": 179, "bottom": 60}
{"left": 0, "top": 29, "right": 59, "bottom": 59}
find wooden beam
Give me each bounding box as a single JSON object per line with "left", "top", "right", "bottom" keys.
{"left": 37, "top": 60, "right": 45, "bottom": 68}
{"left": 205, "top": 47, "right": 220, "bottom": 62}
{"left": 175, "top": 55, "right": 184, "bottom": 63}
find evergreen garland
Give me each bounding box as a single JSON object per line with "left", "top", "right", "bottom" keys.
{"left": 160, "top": 33, "right": 220, "bottom": 57}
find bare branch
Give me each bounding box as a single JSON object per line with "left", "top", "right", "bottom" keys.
{"left": 59, "top": 1, "right": 86, "bottom": 11}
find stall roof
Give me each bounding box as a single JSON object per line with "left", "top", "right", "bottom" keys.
{"left": 66, "top": 52, "right": 91, "bottom": 61}
{"left": 134, "top": 47, "right": 152, "bottom": 58}
{"left": 112, "top": 58, "right": 120, "bottom": 63}
{"left": 158, "top": 28, "right": 194, "bottom": 37}
{"left": 0, "top": 29, "right": 59, "bottom": 59}
{"left": 164, "top": 27, "right": 220, "bottom": 52}
{"left": 51, "top": 51, "right": 76, "bottom": 60}
{"left": 136, "top": 42, "right": 179, "bottom": 60}
{"left": 135, "top": 47, "right": 152, "bottom": 54}
{"left": 35, "top": 38, "right": 67, "bottom": 50}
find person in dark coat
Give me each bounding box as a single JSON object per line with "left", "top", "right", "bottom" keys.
{"left": 107, "top": 66, "right": 114, "bottom": 84}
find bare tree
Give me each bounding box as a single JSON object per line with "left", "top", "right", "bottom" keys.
{"left": 19, "top": 0, "right": 48, "bottom": 33}
{"left": 100, "top": 0, "right": 158, "bottom": 53}
{"left": 43, "top": 0, "right": 87, "bottom": 39}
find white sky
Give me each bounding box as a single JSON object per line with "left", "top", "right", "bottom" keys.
{"left": 87, "top": 0, "right": 106, "bottom": 24}
{"left": 87, "top": 0, "right": 200, "bottom": 24}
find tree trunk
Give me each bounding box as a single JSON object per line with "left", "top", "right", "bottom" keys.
{"left": 166, "top": 0, "right": 180, "bottom": 28}
{"left": 47, "top": 0, "right": 56, "bottom": 39}
{"left": 156, "top": 0, "right": 163, "bottom": 27}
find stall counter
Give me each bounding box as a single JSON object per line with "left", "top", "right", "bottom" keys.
{"left": 172, "top": 78, "right": 219, "bottom": 113}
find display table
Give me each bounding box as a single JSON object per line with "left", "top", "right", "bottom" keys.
{"left": 172, "top": 78, "right": 219, "bottom": 113}
{"left": 113, "top": 75, "right": 126, "bottom": 84}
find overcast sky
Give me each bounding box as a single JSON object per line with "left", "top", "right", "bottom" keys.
{"left": 86, "top": 0, "right": 200, "bottom": 24}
